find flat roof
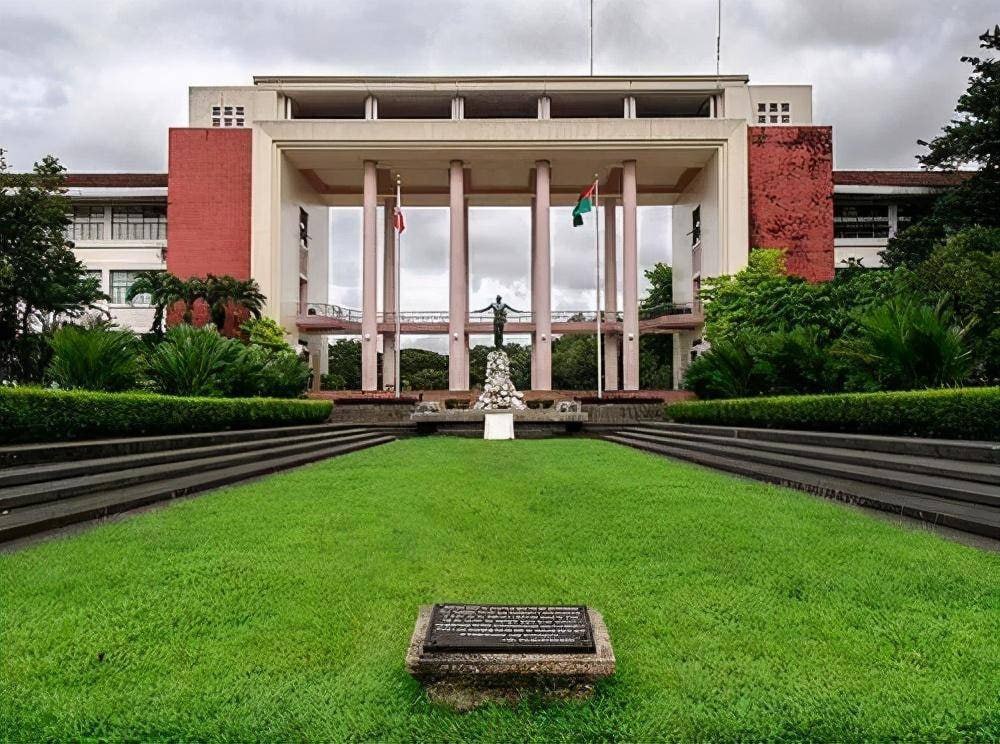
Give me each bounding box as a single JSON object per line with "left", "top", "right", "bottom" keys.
{"left": 63, "top": 173, "right": 168, "bottom": 188}
{"left": 833, "top": 170, "right": 971, "bottom": 187}
{"left": 252, "top": 74, "right": 751, "bottom": 86}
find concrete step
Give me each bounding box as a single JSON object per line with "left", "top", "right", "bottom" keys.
{"left": 604, "top": 434, "right": 1000, "bottom": 541}
{"left": 0, "top": 434, "right": 396, "bottom": 544}
{"left": 622, "top": 427, "right": 1000, "bottom": 486}
{"left": 616, "top": 429, "right": 1000, "bottom": 508}
{"left": 0, "top": 428, "right": 373, "bottom": 489}
{"left": 0, "top": 423, "right": 364, "bottom": 468}
{"left": 0, "top": 430, "right": 384, "bottom": 511}
{"left": 644, "top": 422, "right": 1000, "bottom": 463}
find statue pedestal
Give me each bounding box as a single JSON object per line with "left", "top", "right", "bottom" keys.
{"left": 483, "top": 412, "right": 515, "bottom": 440}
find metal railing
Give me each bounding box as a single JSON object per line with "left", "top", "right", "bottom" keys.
{"left": 299, "top": 302, "right": 363, "bottom": 323}
{"left": 299, "top": 302, "right": 700, "bottom": 324}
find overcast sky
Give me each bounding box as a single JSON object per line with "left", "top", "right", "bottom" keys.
{"left": 1, "top": 0, "right": 993, "bottom": 349}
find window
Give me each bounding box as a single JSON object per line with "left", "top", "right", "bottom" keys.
{"left": 211, "top": 105, "right": 246, "bottom": 127}
{"left": 755, "top": 101, "right": 792, "bottom": 124}
{"left": 299, "top": 207, "right": 309, "bottom": 247}
{"left": 834, "top": 204, "right": 890, "bottom": 239}
{"left": 109, "top": 270, "right": 151, "bottom": 306}
{"left": 691, "top": 205, "right": 701, "bottom": 246}
{"left": 112, "top": 205, "right": 167, "bottom": 240}
{"left": 67, "top": 206, "right": 105, "bottom": 240}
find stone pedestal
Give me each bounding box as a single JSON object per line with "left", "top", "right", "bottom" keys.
{"left": 483, "top": 412, "right": 514, "bottom": 440}
{"left": 405, "top": 605, "right": 616, "bottom": 711}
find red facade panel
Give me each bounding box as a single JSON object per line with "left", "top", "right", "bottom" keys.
{"left": 166, "top": 128, "right": 252, "bottom": 331}
{"left": 747, "top": 126, "right": 834, "bottom": 282}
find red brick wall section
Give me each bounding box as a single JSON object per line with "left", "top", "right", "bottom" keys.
{"left": 747, "top": 126, "right": 834, "bottom": 282}
{"left": 166, "top": 128, "right": 252, "bottom": 330}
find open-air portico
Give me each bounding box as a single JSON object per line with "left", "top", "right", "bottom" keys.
{"left": 255, "top": 119, "right": 749, "bottom": 391}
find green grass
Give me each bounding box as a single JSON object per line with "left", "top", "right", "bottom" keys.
{"left": 2, "top": 438, "right": 998, "bottom": 742}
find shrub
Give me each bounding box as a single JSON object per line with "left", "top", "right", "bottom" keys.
{"left": 223, "top": 343, "right": 311, "bottom": 399}
{"left": 0, "top": 386, "right": 332, "bottom": 443}
{"left": 47, "top": 324, "right": 143, "bottom": 392}
{"left": 664, "top": 387, "right": 999, "bottom": 440}
{"left": 145, "top": 324, "right": 245, "bottom": 397}
{"left": 683, "top": 334, "right": 766, "bottom": 399}
{"left": 835, "top": 298, "right": 972, "bottom": 391}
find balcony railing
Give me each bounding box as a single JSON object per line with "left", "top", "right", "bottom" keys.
{"left": 300, "top": 302, "right": 701, "bottom": 325}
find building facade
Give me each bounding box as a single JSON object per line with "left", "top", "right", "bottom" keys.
{"left": 62, "top": 74, "right": 960, "bottom": 391}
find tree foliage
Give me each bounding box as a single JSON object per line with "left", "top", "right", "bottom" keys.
{"left": 883, "top": 26, "right": 1000, "bottom": 268}
{"left": 47, "top": 324, "right": 144, "bottom": 392}
{"left": 0, "top": 153, "right": 105, "bottom": 380}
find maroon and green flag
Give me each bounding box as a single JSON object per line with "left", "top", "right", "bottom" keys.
{"left": 572, "top": 181, "right": 597, "bottom": 226}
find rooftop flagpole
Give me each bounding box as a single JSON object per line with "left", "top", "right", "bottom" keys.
{"left": 594, "top": 173, "right": 602, "bottom": 399}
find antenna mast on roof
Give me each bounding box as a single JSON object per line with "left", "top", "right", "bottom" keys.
{"left": 589, "top": 0, "right": 595, "bottom": 76}
{"left": 715, "top": 0, "right": 722, "bottom": 76}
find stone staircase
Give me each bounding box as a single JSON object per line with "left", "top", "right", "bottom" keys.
{"left": 0, "top": 424, "right": 409, "bottom": 545}
{"left": 604, "top": 423, "right": 1000, "bottom": 540}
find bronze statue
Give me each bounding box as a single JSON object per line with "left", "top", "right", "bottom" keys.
{"left": 473, "top": 295, "right": 524, "bottom": 349}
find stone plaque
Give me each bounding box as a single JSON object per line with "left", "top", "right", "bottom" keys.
{"left": 424, "top": 604, "right": 596, "bottom": 654}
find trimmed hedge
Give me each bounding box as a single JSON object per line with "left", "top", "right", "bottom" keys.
{"left": 664, "top": 387, "right": 1000, "bottom": 441}
{"left": 0, "top": 387, "right": 333, "bottom": 444}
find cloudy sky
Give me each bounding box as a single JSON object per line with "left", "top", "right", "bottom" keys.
{"left": 1, "top": 0, "right": 993, "bottom": 348}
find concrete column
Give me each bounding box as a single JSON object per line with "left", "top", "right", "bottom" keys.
{"left": 310, "top": 346, "right": 323, "bottom": 392}
{"left": 532, "top": 161, "right": 552, "bottom": 391}
{"left": 361, "top": 160, "right": 378, "bottom": 391}
{"left": 382, "top": 197, "right": 397, "bottom": 391}
{"left": 603, "top": 198, "right": 619, "bottom": 390}
{"left": 672, "top": 331, "right": 694, "bottom": 390}
{"left": 622, "top": 160, "right": 639, "bottom": 390}
{"left": 448, "top": 160, "right": 469, "bottom": 390}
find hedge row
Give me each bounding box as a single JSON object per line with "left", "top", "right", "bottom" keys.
{"left": 0, "top": 387, "right": 333, "bottom": 444}
{"left": 664, "top": 387, "right": 1000, "bottom": 441}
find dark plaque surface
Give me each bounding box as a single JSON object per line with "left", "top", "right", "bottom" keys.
{"left": 424, "top": 604, "right": 596, "bottom": 654}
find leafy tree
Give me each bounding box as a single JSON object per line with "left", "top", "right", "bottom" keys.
{"left": 551, "top": 333, "right": 598, "bottom": 390}
{"left": 909, "top": 226, "right": 1000, "bottom": 382}
{"left": 835, "top": 298, "right": 972, "bottom": 391}
{"left": 640, "top": 262, "right": 673, "bottom": 310}
{"left": 241, "top": 317, "right": 289, "bottom": 347}
{"left": 46, "top": 324, "right": 143, "bottom": 392}
{"left": 125, "top": 270, "right": 183, "bottom": 339}
{"left": 327, "top": 339, "right": 361, "bottom": 390}
{"left": 400, "top": 347, "right": 448, "bottom": 390}
{"left": 204, "top": 274, "right": 266, "bottom": 332}
{"left": 883, "top": 26, "right": 1000, "bottom": 268}
{"left": 0, "top": 153, "right": 105, "bottom": 380}
{"left": 175, "top": 277, "right": 207, "bottom": 325}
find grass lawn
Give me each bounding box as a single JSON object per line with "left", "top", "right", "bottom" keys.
{"left": 2, "top": 438, "right": 998, "bottom": 741}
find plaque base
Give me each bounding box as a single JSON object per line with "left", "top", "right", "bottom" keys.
{"left": 405, "top": 605, "right": 615, "bottom": 711}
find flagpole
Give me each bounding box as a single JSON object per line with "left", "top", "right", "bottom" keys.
{"left": 594, "top": 174, "right": 602, "bottom": 399}
{"left": 394, "top": 175, "right": 402, "bottom": 400}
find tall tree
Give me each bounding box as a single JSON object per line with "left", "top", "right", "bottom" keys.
{"left": 883, "top": 26, "right": 1000, "bottom": 268}
{"left": 126, "top": 270, "right": 183, "bottom": 339}
{"left": 0, "top": 152, "right": 105, "bottom": 380}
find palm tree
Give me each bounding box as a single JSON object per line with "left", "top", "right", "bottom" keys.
{"left": 176, "top": 277, "right": 207, "bottom": 325}
{"left": 125, "top": 270, "right": 183, "bottom": 339}
{"left": 204, "top": 275, "right": 266, "bottom": 332}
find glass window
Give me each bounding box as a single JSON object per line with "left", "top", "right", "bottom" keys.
{"left": 757, "top": 102, "right": 766, "bottom": 112}
{"left": 834, "top": 203, "right": 891, "bottom": 239}
{"left": 897, "top": 201, "right": 933, "bottom": 232}
{"left": 758, "top": 115, "right": 766, "bottom": 123}
{"left": 112, "top": 205, "right": 167, "bottom": 240}
{"left": 109, "top": 270, "right": 151, "bottom": 306}
{"left": 67, "top": 206, "right": 105, "bottom": 241}
{"left": 691, "top": 205, "right": 701, "bottom": 246}
{"left": 781, "top": 102, "right": 790, "bottom": 112}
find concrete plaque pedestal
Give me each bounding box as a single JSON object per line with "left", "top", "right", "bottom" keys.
{"left": 405, "top": 605, "right": 615, "bottom": 711}
{"left": 483, "top": 412, "right": 515, "bottom": 440}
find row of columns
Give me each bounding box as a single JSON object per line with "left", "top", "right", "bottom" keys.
{"left": 360, "top": 158, "right": 640, "bottom": 392}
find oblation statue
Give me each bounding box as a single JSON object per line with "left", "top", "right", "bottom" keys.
{"left": 473, "top": 295, "right": 524, "bottom": 349}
